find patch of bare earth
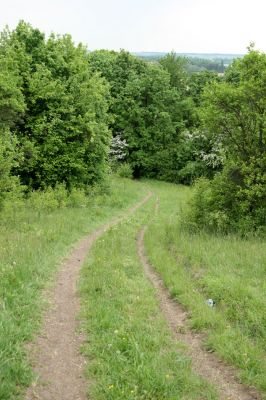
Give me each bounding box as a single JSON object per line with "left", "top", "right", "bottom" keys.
{"left": 25, "top": 192, "right": 152, "bottom": 400}
{"left": 137, "top": 225, "right": 261, "bottom": 400}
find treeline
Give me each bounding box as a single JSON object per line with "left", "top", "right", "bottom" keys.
{"left": 135, "top": 53, "right": 234, "bottom": 73}
{"left": 187, "top": 57, "right": 226, "bottom": 73}
{"left": 0, "top": 22, "right": 265, "bottom": 233}
{"left": 88, "top": 50, "right": 221, "bottom": 182}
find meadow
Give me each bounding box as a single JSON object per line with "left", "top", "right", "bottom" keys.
{"left": 0, "top": 177, "right": 265, "bottom": 399}
{"left": 145, "top": 180, "right": 266, "bottom": 394}
{"left": 0, "top": 177, "right": 146, "bottom": 400}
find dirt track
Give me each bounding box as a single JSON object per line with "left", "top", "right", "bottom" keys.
{"left": 25, "top": 190, "right": 261, "bottom": 400}
{"left": 25, "top": 193, "right": 152, "bottom": 400}
{"left": 137, "top": 224, "right": 260, "bottom": 400}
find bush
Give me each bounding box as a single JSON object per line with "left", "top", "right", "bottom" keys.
{"left": 53, "top": 183, "right": 68, "bottom": 208}
{"left": 116, "top": 163, "right": 133, "bottom": 179}
{"left": 184, "top": 161, "right": 266, "bottom": 234}
{"left": 177, "top": 161, "right": 208, "bottom": 185}
{"left": 67, "top": 188, "right": 87, "bottom": 208}
{"left": 28, "top": 186, "right": 91, "bottom": 211}
{"left": 0, "top": 129, "right": 22, "bottom": 209}
{"left": 28, "top": 188, "right": 59, "bottom": 212}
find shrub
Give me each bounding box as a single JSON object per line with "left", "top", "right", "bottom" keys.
{"left": 67, "top": 188, "right": 87, "bottom": 208}
{"left": 53, "top": 183, "right": 68, "bottom": 208}
{"left": 116, "top": 163, "right": 133, "bottom": 179}
{"left": 28, "top": 188, "right": 59, "bottom": 212}
{"left": 184, "top": 161, "right": 266, "bottom": 234}
{"left": 177, "top": 161, "right": 208, "bottom": 185}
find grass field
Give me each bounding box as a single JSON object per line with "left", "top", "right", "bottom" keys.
{"left": 144, "top": 180, "right": 266, "bottom": 395}
{"left": 1, "top": 177, "right": 265, "bottom": 399}
{"left": 0, "top": 177, "right": 147, "bottom": 400}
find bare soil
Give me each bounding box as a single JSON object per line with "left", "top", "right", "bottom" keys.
{"left": 137, "top": 225, "right": 261, "bottom": 400}
{"left": 25, "top": 193, "right": 152, "bottom": 400}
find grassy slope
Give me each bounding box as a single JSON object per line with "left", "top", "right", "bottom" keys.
{"left": 79, "top": 194, "right": 217, "bottom": 400}
{"left": 0, "top": 177, "right": 147, "bottom": 400}
{"left": 144, "top": 180, "right": 266, "bottom": 396}
{"left": 1, "top": 177, "right": 265, "bottom": 399}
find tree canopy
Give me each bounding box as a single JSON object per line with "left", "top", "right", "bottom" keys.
{"left": 0, "top": 21, "right": 110, "bottom": 192}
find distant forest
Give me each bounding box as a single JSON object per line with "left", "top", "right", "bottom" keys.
{"left": 134, "top": 52, "right": 244, "bottom": 73}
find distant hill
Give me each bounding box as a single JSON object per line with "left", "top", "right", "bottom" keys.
{"left": 132, "top": 52, "right": 244, "bottom": 60}
{"left": 132, "top": 52, "right": 244, "bottom": 73}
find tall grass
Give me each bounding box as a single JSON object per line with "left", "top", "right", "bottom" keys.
{"left": 144, "top": 180, "right": 266, "bottom": 395}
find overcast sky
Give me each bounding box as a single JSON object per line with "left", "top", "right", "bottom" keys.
{"left": 1, "top": 0, "right": 265, "bottom": 54}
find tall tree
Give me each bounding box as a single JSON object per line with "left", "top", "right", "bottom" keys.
{"left": 189, "top": 48, "right": 266, "bottom": 232}
{"left": 0, "top": 22, "right": 111, "bottom": 189}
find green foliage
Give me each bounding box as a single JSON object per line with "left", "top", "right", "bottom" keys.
{"left": 187, "top": 57, "right": 226, "bottom": 73}
{"left": 188, "top": 71, "right": 221, "bottom": 106}
{"left": 27, "top": 185, "right": 91, "bottom": 211}
{"left": 188, "top": 49, "right": 266, "bottom": 233}
{"left": 0, "top": 128, "right": 22, "bottom": 208}
{"left": 67, "top": 187, "right": 87, "bottom": 208}
{"left": 0, "top": 21, "right": 110, "bottom": 190}
{"left": 28, "top": 187, "right": 59, "bottom": 211}
{"left": 159, "top": 51, "right": 189, "bottom": 94}
{"left": 201, "top": 48, "right": 266, "bottom": 162}
{"left": 89, "top": 50, "right": 197, "bottom": 181}
{"left": 116, "top": 163, "right": 133, "bottom": 179}
{"left": 186, "top": 160, "right": 266, "bottom": 234}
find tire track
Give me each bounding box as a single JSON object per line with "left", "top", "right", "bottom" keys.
{"left": 137, "top": 223, "right": 261, "bottom": 400}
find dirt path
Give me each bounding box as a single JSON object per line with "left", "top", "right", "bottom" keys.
{"left": 137, "top": 225, "right": 261, "bottom": 400}
{"left": 25, "top": 192, "right": 152, "bottom": 400}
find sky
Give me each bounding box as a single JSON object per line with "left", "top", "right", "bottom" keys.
{"left": 1, "top": 0, "right": 266, "bottom": 54}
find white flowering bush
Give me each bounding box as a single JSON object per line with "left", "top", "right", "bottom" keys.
{"left": 109, "top": 135, "right": 128, "bottom": 162}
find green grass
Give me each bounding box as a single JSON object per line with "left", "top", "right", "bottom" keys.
{"left": 144, "top": 180, "right": 266, "bottom": 396}
{"left": 0, "top": 177, "right": 147, "bottom": 400}
{"left": 79, "top": 193, "right": 218, "bottom": 400}
{"left": 1, "top": 176, "right": 265, "bottom": 399}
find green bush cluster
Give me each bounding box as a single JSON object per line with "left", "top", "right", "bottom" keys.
{"left": 28, "top": 185, "right": 89, "bottom": 211}
{"left": 185, "top": 162, "right": 266, "bottom": 234}
{"left": 1, "top": 185, "right": 90, "bottom": 219}
{"left": 186, "top": 48, "right": 266, "bottom": 234}
{"left": 116, "top": 163, "right": 133, "bottom": 179}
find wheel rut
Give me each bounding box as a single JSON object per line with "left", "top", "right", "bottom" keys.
{"left": 25, "top": 192, "right": 152, "bottom": 400}
{"left": 137, "top": 224, "right": 261, "bottom": 400}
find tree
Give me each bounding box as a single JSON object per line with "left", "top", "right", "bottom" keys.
{"left": 89, "top": 50, "right": 197, "bottom": 181}
{"left": 0, "top": 22, "right": 111, "bottom": 189}
{"left": 159, "top": 51, "right": 188, "bottom": 94}
{"left": 188, "top": 48, "right": 266, "bottom": 232}
{"left": 187, "top": 70, "right": 221, "bottom": 106}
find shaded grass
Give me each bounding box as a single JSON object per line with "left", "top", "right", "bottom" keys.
{"left": 0, "top": 177, "right": 147, "bottom": 400}
{"left": 79, "top": 195, "right": 218, "bottom": 400}
{"left": 144, "top": 180, "right": 266, "bottom": 396}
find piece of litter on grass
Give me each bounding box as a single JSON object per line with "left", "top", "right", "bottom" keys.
{"left": 206, "top": 298, "right": 215, "bottom": 307}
